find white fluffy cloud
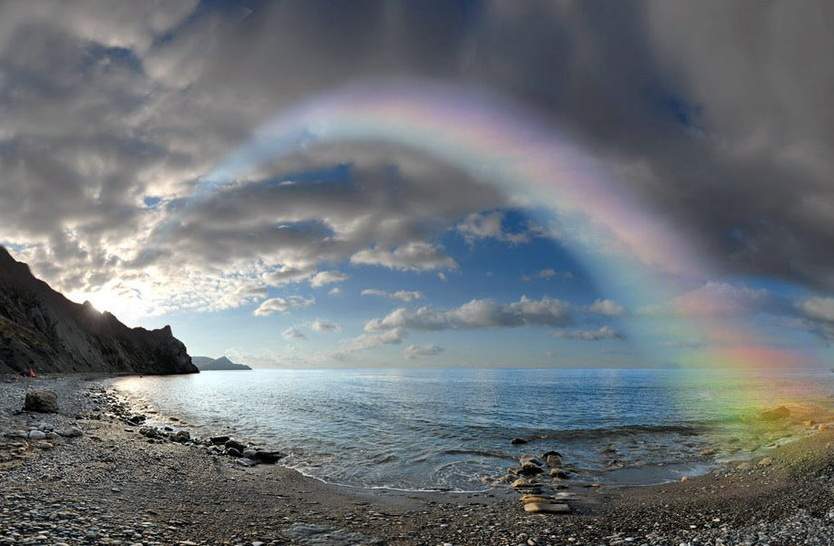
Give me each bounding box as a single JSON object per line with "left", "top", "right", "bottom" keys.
{"left": 365, "top": 295, "right": 572, "bottom": 333}
{"left": 351, "top": 242, "right": 458, "bottom": 272}
{"left": 361, "top": 289, "right": 424, "bottom": 302}
{"left": 553, "top": 326, "right": 623, "bottom": 341}
{"left": 309, "top": 270, "right": 349, "bottom": 288}
{"left": 254, "top": 296, "right": 315, "bottom": 316}
{"left": 521, "top": 268, "right": 573, "bottom": 282}
{"left": 588, "top": 299, "right": 625, "bottom": 317}
{"left": 282, "top": 326, "right": 307, "bottom": 340}
{"left": 403, "top": 344, "right": 444, "bottom": 359}
{"left": 311, "top": 319, "right": 342, "bottom": 333}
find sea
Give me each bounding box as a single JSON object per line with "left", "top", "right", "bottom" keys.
{"left": 113, "top": 367, "right": 834, "bottom": 492}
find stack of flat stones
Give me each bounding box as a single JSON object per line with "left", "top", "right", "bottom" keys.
{"left": 507, "top": 450, "right": 574, "bottom": 514}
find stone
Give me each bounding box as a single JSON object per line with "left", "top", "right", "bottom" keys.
{"left": 252, "top": 450, "right": 285, "bottom": 464}
{"left": 523, "top": 502, "right": 570, "bottom": 514}
{"left": 511, "top": 478, "right": 538, "bottom": 489}
{"left": 518, "top": 462, "right": 544, "bottom": 476}
{"left": 127, "top": 414, "right": 146, "bottom": 425}
{"left": 759, "top": 406, "right": 790, "bottom": 421}
{"left": 58, "top": 426, "right": 83, "bottom": 438}
{"left": 736, "top": 462, "right": 753, "bottom": 471}
{"left": 521, "top": 495, "right": 556, "bottom": 504}
{"left": 226, "top": 447, "right": 242, "bottom": 458}
{"left": 24, "top": 389, "right": 59, "bottom": 413}
{"left": 209, "top": 435, "right": 230, "bottom": 445}
{"left": 173, "top": 430, "right": 190, "bottom": 443}
{"left": 757, "top": 457, "right": 773, "bottom": 467}
{"left": 543, "top": 451, "right": 562, "bottom": 467}
{"left": 27, "top": 430, "right": 47, "bottom": 440}
{"left": 519, "top": 455, "right": 544, "bottom": 466}
{"left": 224, "top": 438, "right": 246, "bottom": 452}
{"left": 511, "top": 438, "right": 528, "bottom": 445}
{"left": 236, "top": 458, "right": 258, "bottom": 467}
{"left": 549, "top": 468, "right": 570, "bottom": 479}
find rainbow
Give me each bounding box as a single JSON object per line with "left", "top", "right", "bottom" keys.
{"left": 197, "top": 80, "right": 819, "bottom": 420}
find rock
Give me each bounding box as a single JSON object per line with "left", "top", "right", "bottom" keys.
{"left": 24, "top": 389, "right": 59, "bottom": 413}
{"left": 243, "top": 449, "right": 259, "bottom": 459}
{"left": 511, "top": 478, "right": 537, "bottom": 489}
{"left": 523, "top": 502, "right": 570, "bottom": 514}
{"left": 209, "top": 435, "right": 230, "bottom": 445}
{"left": 58, "top": 427, "right": 84, "bottom": 438}
{"left": 224, "top": 439, "right": 246, "bottom": 452}
{"left": 236, "top": 458, "right": 258, "bottom": 467}
{"left": 226, "top": 447, "right": 242, "bottom": 458}
{"left": 759, "top": 406, "right": 790, "bottom": 421}
{"left": 519, "top": 455, "right": 544, "bottom": 466}
{"left": 549, "top": 468, "right": 570, "bottom": 479}
{"left": 521, "top": 495, "right": 556, "bottom": 504}
{"left": 758, "top": 457, "right": 773, "bottom": 466}
{"left": 736, "top": 462, "right": 753, "bottom": 471}
{"left": 518, "top": 462, "right": 545, "bottom": 476}
{"left": 252, "top": 450, "right": 285, "bottom": 464}
{"left": 173, "top": 430, "right": 190, "bottom": 443}
{"left": 543, "top": 451, "right": 562, "bottom": 467}
{"left": 27, "top": 430, "right": 47, "bottom": 440}
{"left": 511, "top": 438, "right": 528, "bottom": 445}
{"left": 127, "top": 414, "right": 146, "bottom": 425}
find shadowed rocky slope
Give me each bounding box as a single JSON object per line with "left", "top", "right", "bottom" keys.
{"left": 0, "top": 247, "right": 197, "bottom": 375}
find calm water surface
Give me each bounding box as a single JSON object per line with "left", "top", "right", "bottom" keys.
{"left": 114, "top": 367, "right": 834, "bottom": 491}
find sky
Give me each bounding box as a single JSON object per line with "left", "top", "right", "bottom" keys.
{"left": 1, "top": 1, "right": 834, "bottom": 368}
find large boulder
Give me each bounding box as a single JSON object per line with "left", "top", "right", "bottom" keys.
{"left": 24, "top": 389, "right": 58, "bottom": 413}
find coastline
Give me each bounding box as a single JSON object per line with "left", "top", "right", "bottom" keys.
{"left": 4, "top": 375, "right": 834, "bottom": 545}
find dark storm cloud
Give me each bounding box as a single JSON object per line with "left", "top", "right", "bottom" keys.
{"left": 2, "top": 0, "right": 834, "bottom": 311}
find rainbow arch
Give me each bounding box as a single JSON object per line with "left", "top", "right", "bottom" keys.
{"left": 195, "top": 80, "right": 816, "bottom": 415}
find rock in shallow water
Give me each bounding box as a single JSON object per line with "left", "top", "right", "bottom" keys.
{"left": 523, "top": 502, "right": 570, "bottom": 514}
{"left": 24, "top": 389, "right": 58, "bottom": 413}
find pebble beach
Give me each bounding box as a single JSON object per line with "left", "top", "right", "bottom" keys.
{"left": 4, "top": 375, "right": 834, "bottom": 545}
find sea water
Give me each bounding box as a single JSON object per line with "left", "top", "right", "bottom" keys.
{"left": 113, "top": 367, "right": 834, "bottom": 492}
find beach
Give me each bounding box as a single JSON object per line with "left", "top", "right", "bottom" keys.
{"left": 3, "top": 375, "right": 834, "bottom": 545}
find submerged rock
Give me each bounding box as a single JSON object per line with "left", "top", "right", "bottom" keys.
{"left": 760, "top": 406, "right": 791, "bottom": 421}
{"left": 24, "top": 390, "right": 58, "bottom": 413}
{"left": 511, "top": 438, "right": 528, "bottom": 445}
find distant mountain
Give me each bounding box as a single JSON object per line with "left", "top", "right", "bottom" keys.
{"left": 193, "top": 356, "right": 252, "bottom": 371}
{"left": 0, "top": 247, "right": 198, "bottom": 375}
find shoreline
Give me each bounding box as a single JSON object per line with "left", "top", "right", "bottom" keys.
{"left": 4, "top": 375, "right": 834, "bottom": 544}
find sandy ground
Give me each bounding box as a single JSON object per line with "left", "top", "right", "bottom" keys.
{"left": 3, "top": 375, "right": 834, "bottom": 545}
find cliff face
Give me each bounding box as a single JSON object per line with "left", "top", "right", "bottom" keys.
{"left": 192, "top": 356, "right": 252, "bottom": 371}
{"left": 0, "top": 247, "right": 198, "bottom": 375}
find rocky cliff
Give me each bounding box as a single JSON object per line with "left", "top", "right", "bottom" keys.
{"left": 0, "top": 247, "right": 198, "bottom": 375}
{"left": 192, "top": 356, "right": 252, "bottom": 371}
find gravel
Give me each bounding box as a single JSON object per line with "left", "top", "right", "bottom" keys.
{"left": 3, "top": 375, "right": 834, "bottom": 545}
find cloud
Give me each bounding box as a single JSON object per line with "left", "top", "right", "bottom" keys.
{"left": 457, "top": 211, "right": 541, "bottom": 245}
{"left": 361, "top": 288, "right": 424, "bottom": 302}
{"left": 365, "top": 295, "right": 572, "bottom": 333}
{"left": 553, "top": 326, "right": 623, "bottom": 341}
{"left": 521, "top": 268, "right": 573, "bottom": 282}
{"left": 328, "top": 287, "right": 342, "bottom": 296}
{"left": 282, "top": 326, "right": 306, "bottom": 340}
{"left": 253, "top": 296, "right": 315, "bottom": 316}
{"left": 588, "top": 299, "right": 625, "bottom": 317}
{"left": 643, "top": 282, "right": 772, "bottom": 318}
{"left": 351, "top": 241, "right": 458, "bottom": 272}
{"left": 4, "top": 0, "right": 834, "bottom": 336}
{"left": 309, "top": 270, "right": 349, "bottom": 288}
{"left": 797, "top": 297, "right": 834, "bottom": 341}
{"left": 311, "top": 319, "right": 342, "bottom": 333}
{"left": 344, "top": 328, "right": 407, "bottom": 353}
{"left": 403, "top": 344, "right": 444, "bottom": 359}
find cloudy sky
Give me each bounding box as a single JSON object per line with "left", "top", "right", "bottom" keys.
{"left": 2, "top": 0, "right": 834, "bottom": 368}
